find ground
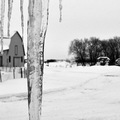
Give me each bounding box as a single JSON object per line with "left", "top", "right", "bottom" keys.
{"left": 0, "top": 65, "right": 120, "bottom": 120}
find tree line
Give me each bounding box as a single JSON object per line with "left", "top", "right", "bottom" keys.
{"left": 69, "top": 37, "right": 120, "bottom": 65}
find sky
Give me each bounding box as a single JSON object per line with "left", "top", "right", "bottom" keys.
{"left": 3, "top": 0, "right": 120, "bottom": 59}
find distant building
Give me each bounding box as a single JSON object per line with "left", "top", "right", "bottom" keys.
{"left": 97, "top": 56, "right": 110, "bottom": 66}
{"left": 0, "top": 31, "right": 25, "bottom": 67}
{"left": 115, "top": 58, "right": 120, "bottom": 66}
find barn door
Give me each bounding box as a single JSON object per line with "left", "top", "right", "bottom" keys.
{"left": 13, "top": 57, "right": 21, "bottom": 67}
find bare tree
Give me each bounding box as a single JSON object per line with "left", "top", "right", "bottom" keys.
{"left": 69, "top": 39, "right": 87, "bottom": 65}
{"left": 88, "top": 37, "right": 101, "bottom": 65}
{"left": 100, "top": 40, "right": 109, "bottom": 56}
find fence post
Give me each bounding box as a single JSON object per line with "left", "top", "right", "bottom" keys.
{"left": 21, "top": 67, "right": 23, "bottom": 78}
{"left": 24, "top": 67, "right": 26, "bottom": 78}
{"left": 0, "top": 70, "right": 2, "bottom": 82}
{"left": 13, "top": 67, "right": 15, "bottom": 79}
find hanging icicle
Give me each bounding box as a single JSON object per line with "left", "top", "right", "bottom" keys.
{"left": 59, "top": 0, "right": 62, "bottom": 22}
{"left": 20, "top": 0, "right": 24, "bottom": 40}
{"left": 0, "top": 0, "right": 5, "bottom": 54}
{"left": 7, "top": 0, "right": 13, "bottom": 37}
{"left": 40, "top": 0, "right": 50, "bottom": 66}
{"left": 27, "top": 0, "right": 50, "bottom": 119}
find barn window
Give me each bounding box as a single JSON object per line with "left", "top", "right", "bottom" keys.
{"left": 9, "top": 56, "right": 11, "bottom": 62}
{"left": 21, "top": 57, "right": 23, "bottom": 62}
{"left": 15, "top": 45, "right": 18, "bottom": 55}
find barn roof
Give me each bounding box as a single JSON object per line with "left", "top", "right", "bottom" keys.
{"left": 0, "top": 31, "right": 25, "bottom": 55}
{"left": 0, "top": 37, "right": 10, "bottom": 50}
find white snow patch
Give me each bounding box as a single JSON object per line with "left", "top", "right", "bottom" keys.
{"left": 0, "top": 66, "right": 120, "bottom": 120}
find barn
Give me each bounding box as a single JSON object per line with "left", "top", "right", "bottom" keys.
{"left": 0, "top": 31, "right": 25, "bottom": 67}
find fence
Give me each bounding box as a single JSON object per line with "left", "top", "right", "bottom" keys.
{"left": 0, "top": 67, "right": 27, "bottom": 82}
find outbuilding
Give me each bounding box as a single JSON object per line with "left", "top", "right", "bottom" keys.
{"left": 0, "top": 31, "right": 25, "bottom": 67}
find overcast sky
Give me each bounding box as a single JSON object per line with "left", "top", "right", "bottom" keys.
{"left": 4, "top": 0, "right": 120, "bottom": 59}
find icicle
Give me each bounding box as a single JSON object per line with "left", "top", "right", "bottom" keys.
{"left": 59, "top": 0, "right": 62, "bottom": 22}
{"left": 40, "top": 0, "right": 50, "bottom": 61}
{"left": 27, "top": 0, "right": 50, "bottom": 119}
{"left": 7, "top": 0, "right": 13, "bottom": 37}
{"left": 0, "top": 0, "right": 5, "bottom": 54}
{"left": 20, "top": 0, "right": 24, "bottom": 40}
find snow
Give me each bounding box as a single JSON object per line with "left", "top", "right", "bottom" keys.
{"left": 0, "top": 65, "right": 120, "bottom": 120}
{"left": 46, "top": 61, "right": 71, "bottom": 67}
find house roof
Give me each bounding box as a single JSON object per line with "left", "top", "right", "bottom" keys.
{"left": 0, "top": 37, "right": 10, "bottom": 51}
{"left": 97, "top": 56, "right": 110, "bottom": 60}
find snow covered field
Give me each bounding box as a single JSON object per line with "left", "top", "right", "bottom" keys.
{"left": 0, "top": 65, "right": 120, "bottom": 120}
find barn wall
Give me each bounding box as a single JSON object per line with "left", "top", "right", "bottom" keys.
{"left": 8, "top": 32, "right": 24, "bottom": 67}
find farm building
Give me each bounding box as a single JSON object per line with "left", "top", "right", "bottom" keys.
{"left": 0, "top": 31, "right": 25, "bottom": 67}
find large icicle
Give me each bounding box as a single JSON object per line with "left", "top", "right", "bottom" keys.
{"left": 59, "top": 0, "right": 62, "bottom": 22}
{"left": 20, "top": 0, "right": 24, "bottom": 40}
{"left": 7, "top": 0, "right": 13, "bottom": 37}
{"left": 27, "top": 0, "right": 49, "bottom": 119}
{"left": 0, "top": 0, "right": 5, "bottom": 54}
